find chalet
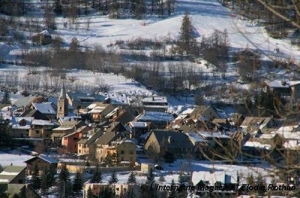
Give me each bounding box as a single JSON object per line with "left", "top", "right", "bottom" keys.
{"left": 240, "top": 117, "right": 279, "bottom": 135}
{"left": 24, "top": 155, "right": 58, "bottom": 175}
{"left": 144, "top": 130, "right": 194, "bottom": 157}
{"left": 87, "top": 103, "right": 115, "bottom": 123}
{"left": 13, "top": 96, "right": 37, "bottom": 108}
{"left": 0, "top": 166, "right": 26, "bottom": 184}
{"left": 31, "top": 30, "right": 52, "bottom": 45}
{"left": 136, "top": 111, "right": 174, "bottom": 129}
{"left": 110, "top": 108, "right": 135, "bottom": 125}
{"left": 128, "top": 121, "right": 154, "bottom": 139}
{"left": 31, "top": 102, "right": 57, "bottom": 120}
{"left": 141, "top": 96, "right": 169, "bottom": 112}
{"left": 29, "top": 119, "right": 59, "bottom": 139}
{"left": 77, "top": 129, "right": 103, "bottom": 160}
{"left": 9, "top": 117, "right": 32, "bottom": 138}
{"left": 263, "top": 80, "right": 300, "bottom": 103}
{"left": 192, "top": 171, "right": 238, "bottom": 197}
{"left": 274, "top": 125, "right": 300, "bottom": 165}
{"left": 116, "top": 139, "right": 136, "bottom": 167}
{"left": 189, "top": 105, "right": 223, "bottom": 123}
{"left": 66, "top": 92, "right": 106, "bottom": 110}
{"left": 51, "top": 120, "right": 85, "bottom": 145}
{"left": 95, "top": 130, "right": 125, "bottom": 163}
{"left": 20, "top": 109, "right": 49, "bottom": 120}
{"left": 61, "top": 126, "right": 90, "bottom": 153}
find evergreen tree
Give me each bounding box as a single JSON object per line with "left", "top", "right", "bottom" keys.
{"left": 98, "top": 186, "right": 115, "bottom": 198}
{"left": 178, "top": 12, "right": 196, "bottom": 55}
{"left": 47, "top": 166, "right": 56, "bottom": 188}
{"left": 127, "top": 171, "right": 137, "bottom": 184}
{"left": 73, "top": 171, "right": 83, "bottom": 193}
{"left": 59, "top": 163, "right": 69, "bottom": 183}
{"left": 31, "top": 164, "right": 41, "bottom": 190}
{"left": 159, "top": 174, "right": 165, "bottom": 183}
{"left": 109, "top": 170, "right": 118, "bottom": 184}
{"left": 91, "top": 164, "right": 102, "bottom": 183}
{"left": 1, "top": 90, "right": 11, "bottom": 104}
{"left": 178, "top": 172, "right": 184, "bottom": 184}
{"left": 168, "top": 179, "right": 178, "bottom": 198}
{"left": 40, "top": 171, "right": 48, "bottom": 195}
{"left": 146, "top": 168, "right": 155, "bottom": 185}
{"left": 58, "top": 163, "right": 72, "bottom": 198}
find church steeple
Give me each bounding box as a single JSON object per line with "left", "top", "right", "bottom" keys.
{"left": 59, "top": 82, "right": 66, "bottom": 100}
{"left": 57, "top": 83, "right": 68, "bottom": 118}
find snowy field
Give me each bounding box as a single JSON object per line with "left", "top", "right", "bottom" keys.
{"left": 0, "top": 150, "right": 33, "bottom": 167}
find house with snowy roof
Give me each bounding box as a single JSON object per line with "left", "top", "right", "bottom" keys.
{"left": 66, "top": 92, "right": 106, "bottom": 110}
{"left": 9, "top": 117, "right": 33, "bottom": 138}
{"left": 51, "top": 120, "right": 85, "bottom": 145}
{"left": 77, "top": 129, "right": 104, "bottom": 160}
{"left": 28, "top": 119, "right": 59, "bottom": 139}
{"left": 31, "top": 102, "right": 57, "bottom": 120}
{"left": 24, "top": 155, "right": 57, "bottom": 175}
{"left": 192, "top": 170, "right": 238, "bottom": 196}
{"left": 144, "top": 129, "right": 194, "bottom": 157}
{"left": 141, "top": 95, "right": 169, "bottom": 112}
{"left": 61, "top": 126, "right": 90, "bottom": 154}
{"left": 240, "top": 117, "right": 279, "bottom": 135}
{"left": 136, "top": 111, "right": 174, "bottom": 129}
{"left": 264, "top": 80, "right": 300, "bottom": 103}
{"left": 128, "top": 121, "right": 154, "bottom": 140}
{"left": 87, "top": 103, "right": 115, "bottom": 123}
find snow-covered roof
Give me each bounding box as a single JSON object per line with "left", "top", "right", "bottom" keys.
{"left": 142, "top": 96, "right": 168, "bottom": 103}
{"left": 88, "top": 106, "right": 106, "bottom": 113}
{"left": 11, "top": 117, "right": 32, "bottom": 129}
{"left": 32, "top": 102, "right": 56, "bottom": 115}
{"left": 198, "top": 131, "right": 231, "bottom": 139}
{"left": 243, "top": 141, "right": 272, "bottom": 150}
{"left": 266, "top": 80, "right": 300, "bottom": 88}
{"left": 129, "top": 121, "right": 147, "bottom": 128}
{"left": 38, "top": 154, "right": 58, "bottom": 164}
{"left": 192, "top": 171, "right": 238, "bottom": 186}
{"left": 137, "top": 111, "right": 174, "bottom": 122}
{"left": 186, "top": 133, "right": 206, "bottom": 143}
{"left": 32, "top": 119, "right": 57, "bottom": 126}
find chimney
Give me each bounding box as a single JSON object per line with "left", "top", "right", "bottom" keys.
{"left": 152, "top": 95, "right": 154, "bottom": 101}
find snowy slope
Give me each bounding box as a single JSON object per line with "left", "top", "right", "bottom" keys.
{"left": 47, "top": 0, "right": 300, "bottom": 63}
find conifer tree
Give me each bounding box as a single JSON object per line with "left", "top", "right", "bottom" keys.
{"left": 73, "top": 171, "right": 83, "bottom": 193}
{"left": 127, "top": 171, "right": 137, "bottom": 184}
{"left": 109, "top": 170, "right": 118, "bottom": 184}
{"left": 31, "top": 164, "right": 41, "bottom": 190}
{"left": 91, "top": 164, "right": 102, "bottom": 183}
{"left": 178, "top": 12, "right": 196, "bottom": 55}
{"left": 146, "top": 168, "right": 155, "bottom": 184}
{"left": 168, "top": 179, "right": 178, "bottom": 198}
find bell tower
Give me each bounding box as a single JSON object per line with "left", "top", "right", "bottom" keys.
{"left": 57, "top": 83, "right": 68, "bottom": 118}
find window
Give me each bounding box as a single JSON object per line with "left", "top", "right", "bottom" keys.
{"left": 130, "top": 150, "right": 134, "bottom": 154}
{"left": 116, "top": 188, "right": 119, "bottom": 191}
{"left": 121, "top": 150, "right": 124, "bottom": 154}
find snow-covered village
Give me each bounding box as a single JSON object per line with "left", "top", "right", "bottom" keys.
{"left": 1, "top": 0, "right": 300, "bottom": 197}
